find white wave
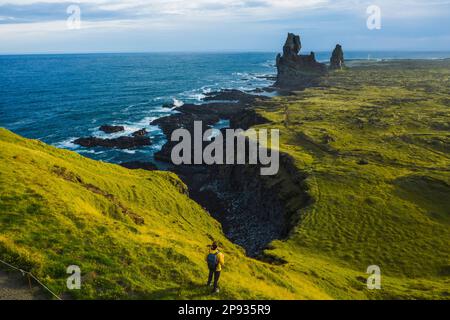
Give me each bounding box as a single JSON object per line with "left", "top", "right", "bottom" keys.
{"left": 205, "top": 119, "right": 230, "bottom": 141}
{"left": 78, "top": 149, "right": 104, "bottom": 155}
{"left": 123, "top": 101, "right": 150, "bottom": 113}
{"left": 150, "top": 138, "right": 168, "bottom": 151}
{"left": 201, "top": 86, "right": 213, "bottom": 94}
{"left": 88, "top": 116, "right": 163, "bottom": 139}
{"left": 173, "top": 98, "right": 184, "bottom": 107}
{"left": 54, "top": 138, "right": 79, "bottom": 150}
{"left": 189, "top": 93, "right": 206, "bottom": 101}
{"left": 121, "top": 149, "right": 137, "bottom": 154}
{"left": 214, "top": 119, "right": 230, "bottom": 130}
{"left": 205, "top": 128, "right": 222, "bottom": 141}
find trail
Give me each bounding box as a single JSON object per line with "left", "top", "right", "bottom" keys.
{"left": 0, "top": 269, "right": 47, "bottom": 300}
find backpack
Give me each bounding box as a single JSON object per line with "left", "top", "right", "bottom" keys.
{"left": 207, "top": 251, "right": 219, "bottom": 270}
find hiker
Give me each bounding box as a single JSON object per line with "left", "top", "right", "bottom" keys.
{"left": 206, "top": 242, "right": 225, "bottom": 293}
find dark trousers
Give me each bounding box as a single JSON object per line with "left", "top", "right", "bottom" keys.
{"left": 207, "top": 270, "right": 221, "bottom": 290}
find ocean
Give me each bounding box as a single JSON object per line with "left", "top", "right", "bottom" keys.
{"left": 1, "top": 51, "right": 449, "bottom": 164}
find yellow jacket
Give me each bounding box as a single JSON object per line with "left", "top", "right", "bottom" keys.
{"left": 207, "top": 249, "right": 225, "bottom": 271}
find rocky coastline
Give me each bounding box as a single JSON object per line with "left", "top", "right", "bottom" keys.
{"left": 70, "top": 33, "right": 343, "bottom": 257}
{"left": 151, "top": 88, "right": 312, "bottom": 257}
{"left": 141, "top": 33, "right": 344, "bottom": 256}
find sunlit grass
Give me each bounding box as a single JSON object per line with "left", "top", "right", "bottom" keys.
{"left": 256, "top": 59, "right": 450, "bottom": 299}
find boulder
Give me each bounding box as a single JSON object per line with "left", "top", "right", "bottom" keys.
{"left": 99, "top": 125, "right": 125, "bottom": 134}
{"left": 132, "top": 128, "right": 148, "bottom": 137}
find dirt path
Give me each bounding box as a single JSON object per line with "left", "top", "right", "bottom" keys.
{"left": 0, "top": 269, "right": 47, "bottom": 300}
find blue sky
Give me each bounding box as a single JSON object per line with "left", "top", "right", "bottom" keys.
{"left": 0, "top": 0, "right": 449, "bottom": 54}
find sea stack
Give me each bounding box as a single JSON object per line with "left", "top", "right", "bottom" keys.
{"left": 275, "top": 33, "right": 327, "bottom": 88}
{"left": 330, "top": 44, "right": 345, "bottom": 69}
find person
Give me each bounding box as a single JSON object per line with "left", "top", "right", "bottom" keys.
{"left": 206, "top": 242, "right": 225, "bottom": 293}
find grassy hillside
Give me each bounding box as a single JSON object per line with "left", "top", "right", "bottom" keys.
{"left": 0, "top": 128, "right": 328, "bottom": 299}
{"left": 0, "top": 59, "right": 449, "bottom": 300}
{"left": 252, "top": 59, "right": 450, "bottom": 299}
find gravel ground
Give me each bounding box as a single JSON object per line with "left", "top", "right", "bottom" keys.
{"left": 0, "top": 269, "right": 47, "bottom": 300}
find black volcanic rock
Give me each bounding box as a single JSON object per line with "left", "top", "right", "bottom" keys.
{"left": 330, "top": 44, "right": 345, "bottom": 70}
{"left": 203, "top": 89, "right": 269, "bottom": 104}
{"left": 283, "top": 33, "right": 301, "bottom": 57}
{"left": 151, "top": 113, "right": 220, "bottom": 137}
{"left": 176, "top": 102, "right": 247, "bottom": 119}
{"left": 74, "top": 136, "right": 151, "bottom": 149}
{"left": 99, "top": 125, "right": 125, "bottom": 134}
{"left": 275, "top": 33, "right": 327, "bottom": 89}
{"left": 151, "top": 89, "right": 273, "bottom": 165}
{"left": 154, "top": 141, "right": 177, "bottom": 163}
{"left": 132, "top": 128, "right": 148, "bottom": 137}
{"left": 162, "top": 102, "right": 175, "bottom": 109}
{"left": 230, "top": 109, "right": 269, "bottom": 130}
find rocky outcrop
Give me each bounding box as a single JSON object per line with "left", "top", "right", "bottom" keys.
{"left": 230, "top": 108, "right": 269, "bottom": 130}
{"left": 275, "top": 33, "right": 327, "bottom": 89}
{"left": 73, "top": 136, "right": 151, "bottom": 149}
{"left": 180, "top": 163, "right": 287, "bottom": 256}
{"left": 203, "top": 89, "right": 269, "bottom": 104}
{"left": 152, "top": 112, "right": 219, "bottom": 137}
{"left": 172, "top": 115, "right": 311, "bottom": 257}
{"left": 151, "top": 90, "right": 269, "bottom": 162}
{"left": 186, "top": 153, "right": 310, "bottom": 257}
{"left": 99, "top": 125, "right": 125, "bottom": 134}
{"left": 132, "top": 129, "right": 148, "bottom": 137}
{"left": 162, "top": 102, "right": 175, "bottom": 109}
{"left": 330, "top": 44, "right": 345, "bottom": 70}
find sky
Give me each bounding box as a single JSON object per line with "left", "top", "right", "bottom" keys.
{"left": 0, "top": 0, "right": 449, "bottom": 54}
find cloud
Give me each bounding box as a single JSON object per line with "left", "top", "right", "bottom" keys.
{"left": 0, "top": 0, "right": 330, "bottom": 24}
{"left": 0, "top": 0, "right": 449, "bottom": 52}
{"left": 1, "top": 0, "right": 449, "bottom": 25}
{"left": 0, "top": 1, "right": 143, "bottom": 24}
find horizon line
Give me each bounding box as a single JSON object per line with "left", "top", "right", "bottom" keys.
{"left": 2, "top": 49, "right": 450, "bottom": 56}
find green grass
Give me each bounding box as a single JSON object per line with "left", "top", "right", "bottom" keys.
{"left": 252, "top": 59, "right": 450, "bottom": 299}
{"left": 0, "top": 128, "right": 328, "bottom": 300}
{"left": 1, "top": 59, "right": 449, "bottom": 299}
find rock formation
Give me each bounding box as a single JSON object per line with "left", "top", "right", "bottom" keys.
{"left": 132, "top": 128, "right": 148, "bottom": 137}
{"left": 275, "top": 33, "right": 327, "bottom": 88}
{"left": 73, "top": 136, "right": 151, "bottom": 149}
{"left": 99, "top": 125, "right": 125, "bottom": 134}
{"left": 330, "top": 44, "right": 345, "bottom": 70}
